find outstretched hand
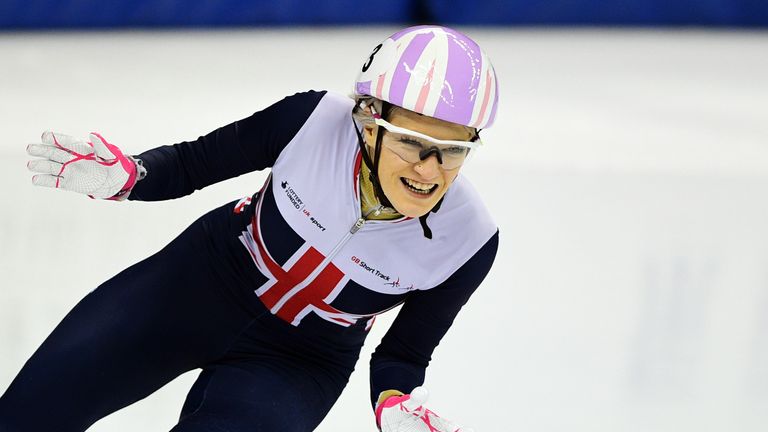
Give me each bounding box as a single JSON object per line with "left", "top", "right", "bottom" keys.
{"left": 26, "top": 131, "right": 141, "bottom": 200}
{"left": 376, "top": 387, "right": 474, "bottom": 432}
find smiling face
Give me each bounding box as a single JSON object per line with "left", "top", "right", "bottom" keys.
{"left": 363, "top": 107, "right": 475, "bottom": 218}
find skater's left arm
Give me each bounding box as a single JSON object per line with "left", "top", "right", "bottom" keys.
{"left": 369, "top": 231, "right": 499, "bottom": 405}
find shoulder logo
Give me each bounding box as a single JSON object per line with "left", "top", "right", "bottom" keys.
{"left": 278, "top": 179, "right": 326, "bottom": 232}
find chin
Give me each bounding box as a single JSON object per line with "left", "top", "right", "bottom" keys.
{"left": 390, "top": 194, "right": 443, "bottom": 218}
{"left": 394, "top": 205, "right": 431, "bottom": 219}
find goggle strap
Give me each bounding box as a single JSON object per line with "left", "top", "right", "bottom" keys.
{"left": 373, "top": 119, "right": 480, "bottom": 149}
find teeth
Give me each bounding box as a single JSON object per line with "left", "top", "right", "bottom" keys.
{"left": 403, "top": 178, "right": 435, "bottom": 194}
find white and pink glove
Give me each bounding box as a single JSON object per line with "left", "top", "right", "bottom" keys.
{"left": 26, "top": 131, "right": 144, "bottom": 200}
{"left": 376, "top": 387, "right": 474, "bottom": 432}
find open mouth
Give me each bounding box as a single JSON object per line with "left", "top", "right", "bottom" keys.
{"left": 400, "top": 177, "right": 438, "bottom": 196}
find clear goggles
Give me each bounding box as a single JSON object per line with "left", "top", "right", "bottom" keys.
{"left": 370, "top": 106, "right": 481, "bottom": 170}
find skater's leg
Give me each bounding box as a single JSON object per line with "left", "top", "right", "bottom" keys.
{"left": 171, "top": 315, "right": 362, "bottom": 432}
{"left": 171, "top": 364, "right": 346, "bottom": 432}
{"left": 0, "top": 209, "right": 257, "bottom": 432}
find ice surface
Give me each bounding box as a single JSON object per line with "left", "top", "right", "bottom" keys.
{"left": 1, "top": 28, "right": 767, "bottom": 431}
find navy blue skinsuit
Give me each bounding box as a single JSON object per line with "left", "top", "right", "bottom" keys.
{"left": 0, "top": 91, "right": 498, "bottom": 432}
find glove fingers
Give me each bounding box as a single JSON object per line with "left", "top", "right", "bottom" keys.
{"left": 41, "top": 131, "right": 84, "bottom": 151}
{"left": 26, "top": 144, "right": 74, "bottom": 164}
{"left": 31, "top": 174, "right": 61, "bottom": 189}
{"left": 27, "top": 159, "right": 64, "bottom": 175}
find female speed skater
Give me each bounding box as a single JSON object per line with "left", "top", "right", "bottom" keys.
{"left": 0, "top": 25, "right": 499, "bottom": 432}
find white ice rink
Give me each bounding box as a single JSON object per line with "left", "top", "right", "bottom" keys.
{"left": 1, "top": 27, "right": 767, "bottom": 431}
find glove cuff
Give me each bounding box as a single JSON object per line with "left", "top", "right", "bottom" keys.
{"left": 107, "top": 156, "right": 146, "bottom": 201}
{"left": 375, "top": 391, "right": 407, "bottom": 429}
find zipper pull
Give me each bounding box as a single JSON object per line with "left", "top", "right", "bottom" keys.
{"left": 350, "top": 217, "right": 366, "bottom": 234}
{"left": 351, "top": 205, "right": 385, "bottom": 235}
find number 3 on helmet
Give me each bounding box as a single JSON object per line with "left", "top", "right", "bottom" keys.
{"left": 354, "top": 25, "right": 499, "bottom": 130}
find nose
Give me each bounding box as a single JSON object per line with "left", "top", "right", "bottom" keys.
{"left": 414, "top": 153, "right": 441, "bottom": 179}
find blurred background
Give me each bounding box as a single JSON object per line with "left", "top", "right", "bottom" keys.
{"left": 1, "top": 1, "right": 767, "bottom": 432}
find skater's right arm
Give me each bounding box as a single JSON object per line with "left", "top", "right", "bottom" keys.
{"left": 26, "top": 91, "right": 327, "bottom": 201}
{"left": 129, "top": 90, "right": 327, "bottom": 201}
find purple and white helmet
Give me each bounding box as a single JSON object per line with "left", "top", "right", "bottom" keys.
{"left": 354, "top": 25, "right": 499, "bottom": 129}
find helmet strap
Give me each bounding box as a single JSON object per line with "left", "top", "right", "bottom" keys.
{"left": 370, "top": 123, "right": 393, "bottom": 209}
{"left": 418, "top": 196, "right": 444, "bottom": 240}
{"left": 352, "top": 102, "right": 394, "bottom": 209}
{"left": 351, "top": 101, "right": 442, "bottom": 239}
